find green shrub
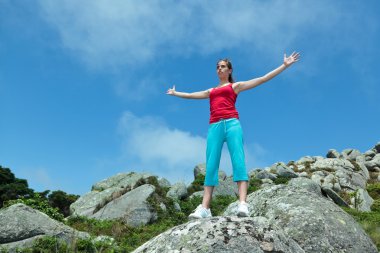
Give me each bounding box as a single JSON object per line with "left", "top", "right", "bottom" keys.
{"left": 187, "top": 174, "right": 205, "bottom": 195}
{"left": 31, "top": 236, "right": 68, "bottom": 253}
{"left": 371, "top": 200, "right": 380, "bottom": 212}
{"left": 273, "top": 176, "right": 291, "bottom": 185}
{"left": 248, "top": 178, "right": 262, "bottom": 194}
{"left": 4, "top": 193, "right": 64, "bottom": 222}
{"left": 367, "top": 183, "right": 380, "bottom": 200}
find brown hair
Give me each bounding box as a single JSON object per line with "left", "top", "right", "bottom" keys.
{"left": 217, "top": 58, "right": 234, "bottom": 83}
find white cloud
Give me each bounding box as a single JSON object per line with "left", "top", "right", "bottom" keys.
{"left": 37, "top": 0, "right": 341, "bottom": 68}
{"left": 116, "top": 111, "right": 269, "bottom": 183}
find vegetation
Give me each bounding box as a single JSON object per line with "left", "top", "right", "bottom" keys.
{"left": 247, "top": 177, "right": 262, "bottom": 193}
{"left": 0, "top": 166, "right": 34, "bottom": 208}
{"left": 2, "top": 164, "right": 380, "bottom": 252}
{"left": 343, "top": 207, "right": 380, "bottom": 251}
{"left": 4, "top": 193, "right": 65, "bottom": 222}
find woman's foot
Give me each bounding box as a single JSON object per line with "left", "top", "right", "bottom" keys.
{"left": 188, "top": 204, "right": 212, "bottom": 219}
{"left": 237, "top": 202, "right": 249, "bottom": 217}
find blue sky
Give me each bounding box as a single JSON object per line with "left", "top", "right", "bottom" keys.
{"left": 1, "top": 0, "right": 379, "bottom": 195}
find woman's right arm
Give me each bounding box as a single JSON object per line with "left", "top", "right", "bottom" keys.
{"left": 166, "top": 85, "right": 210, "bottom": 99}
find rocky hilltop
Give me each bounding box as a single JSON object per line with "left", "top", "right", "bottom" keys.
{"left": 1, "top": 142, "right": 379, "bottom": 252}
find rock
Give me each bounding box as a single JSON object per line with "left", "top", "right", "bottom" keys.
{"left": 271, "top": 163, "right": 298, "bottom": 178}
{"left": 90, "top": 184, "right": 157, "bottom": 227}
{"left": 193, "top": 163, "right": 227, "bottom": 180}
{"left": 0, "top": 204, "right": 89, "bottom": 251}
{"left": 335, "top": 169, "right": 366, "bottom": 190}
{"left": 342, "top": 149, "right": 361, "bottom": 160}
{"left": 321, "top": 186, "right": 349, "bottom": 207}
{"left": 298, "top": 172, "right": 308, "bottom": 177}
{"left": 364, "top": 150, "right": 376, "bottom": 160}
{"left": 356, "top": 161, "right": 370, "bottom": 180}
{"left": 132, "top": 216, "right": 304, "bottom": 253}
{"left": 224, "top": 178, "right": 377, "bottom": 253}
{"left": 374, "top": 142, "right": 380, "bottom": 153}
{"left": 255, "top": 170, "right": 277, "bottom": 180}
{"left": 71, "top": 172, "right": 155, "bottom": 217}
{"left": 365, "top": 154, "right": 380, "bottom": 171}
{"left": 326, "top": 149, "right": 341, "bottom": 158}
{"left": 92, "top": 172, "right": 153, "bottom": 191}
{"left": 287, "top": 177, "right": 322, "bottom": 196}
{"left": 157, "top": 177, "right": 171, "bottom": 188}
{"left": 353, "top": 189, "right": 374, "bottom": 212}
{"left": 296, "top": 156, "right": 315, "bottom": 164}
{"left": 193, "top": 163, "right": 206, "bottom": 179}
{"left": 173, "top": 202, "right": 181, "bottom": 212}
{"left": 189, "top": 177, "right": 238, "bottom": 198}
{"left": 311, "top": 158, "right": 354, "bottom": 172}
{"left": 166, "top": 182, "right": 188, "bottom": 200}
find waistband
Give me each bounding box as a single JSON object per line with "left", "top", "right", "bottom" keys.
{"left": 210, "top": 117, "right": 239, "bottom": 125}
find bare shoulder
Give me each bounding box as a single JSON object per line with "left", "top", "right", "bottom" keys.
{"left": 232, "top": 82, "right": 242, "bottom": 93}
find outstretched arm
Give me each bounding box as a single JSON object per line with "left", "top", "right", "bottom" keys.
{"left": 234, "top": 52, "right": 300, "bottom": 93}
{"left": 166, "top": 85, "right": 210, "bottom": 99}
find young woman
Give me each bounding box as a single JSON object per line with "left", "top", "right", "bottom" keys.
{"left": 167, "top": 52, "right": 300, "bottom": 219}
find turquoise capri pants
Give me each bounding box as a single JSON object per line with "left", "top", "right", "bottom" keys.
{"left": 205, "top": 118, "right": 249, "bottom": 186}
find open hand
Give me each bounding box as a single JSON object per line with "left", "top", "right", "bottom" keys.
{"left": 166, "top": 85, "right": 176, "bottom": 95}
{"left": 284, "top": 52, "right": 300, "bottom": 67}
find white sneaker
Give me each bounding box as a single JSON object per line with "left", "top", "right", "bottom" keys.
{"left": 188, "top": 204, "right": 212, "bottom": 219}
{"left": 237, "top": 202, "right": 249, "bottom": 217}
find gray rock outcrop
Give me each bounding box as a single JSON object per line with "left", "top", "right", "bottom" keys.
{"left": 0, "top": 204, "right": 89, "bottom": 251}
{"left": 71, "top": 172, "right": 154, "bottom": 217}
{"left": 224, "top": 178, "right": 377, "bottom": 253}
{"left": 190, "top": 176, "right": 238, "bottom": 198}
{"left": 90, "top": 184, "right": 157, "bottom": 227}
{"left": 133, "top": 216, "right": 304, "bottom": 253}
{"left": 70, "top": 172, "right": 167, "bottom": 227}
{"left": 166, "top": 182, "right": 188, "bottom": 200}
{"left": 271, "top": 162, "right": 298, "bottom": 178}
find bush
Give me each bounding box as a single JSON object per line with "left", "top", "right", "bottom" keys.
{"left": 248, "top": 178, "right": 262, "bottom": 194}
{"left": 4, "top": 193, "right": 64, "bottom": 222}
{"left": 273, "top": 176, "right": 291, "bottom": 185}
{"left": 371, "top": 199, "right": 380, "bottom": 212}
{"left": 48, "top": 190, "right": 79, "bottom": 217}
{"left": 0, "top": 166, "right": 34, "bottom": 208}
{"left": 31, "top": 236, "right": 68, "bottom": 253}
{"left": 367, "top": 183, "right": 380, "bottom": 200}
{"left": 187, "top": 174, "right": 205, "bottom": 195}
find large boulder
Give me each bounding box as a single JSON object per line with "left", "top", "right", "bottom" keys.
{"left": 0, "top": 204, "right": 89, "bottom": 251}
{"left": 133, "top": 216, "right": 304, "bottom": 253}
{"left": 70, "top": 172, "right": 156, "bottom": 218}
{"left": 271, "top": 162, "right": 298, "bottom": 178}
{"left": 190, "top": 176, "right": 238, "bottom": 198}
{"left": 341, "top": 149, "right": 362, "bottom": 160}
{"left": 224, "top": 178, "right": 377, "bottom": 253}
{"left": 193, "top": 163, "right": 227, "bottom": 181}
{"left": 90, "top": 184, "right": 157, "bottom": 227}
{"left": 166, "top": 182, "right": 188, "bottom": 200}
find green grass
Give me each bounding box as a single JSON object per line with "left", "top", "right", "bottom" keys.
{"left": 343, "top": 207, "right": 380, "bottom": 251}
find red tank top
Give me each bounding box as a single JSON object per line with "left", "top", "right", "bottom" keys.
{"left": 209, "top": 83, "right": 239, "bottom": 123}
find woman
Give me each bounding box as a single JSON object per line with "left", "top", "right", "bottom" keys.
{"left": 167, "top": 52, "right": 300, "bottom": 219}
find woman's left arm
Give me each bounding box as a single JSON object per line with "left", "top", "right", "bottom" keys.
{"left": 234, "top": 52, "right": 300, "bottom": 93}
